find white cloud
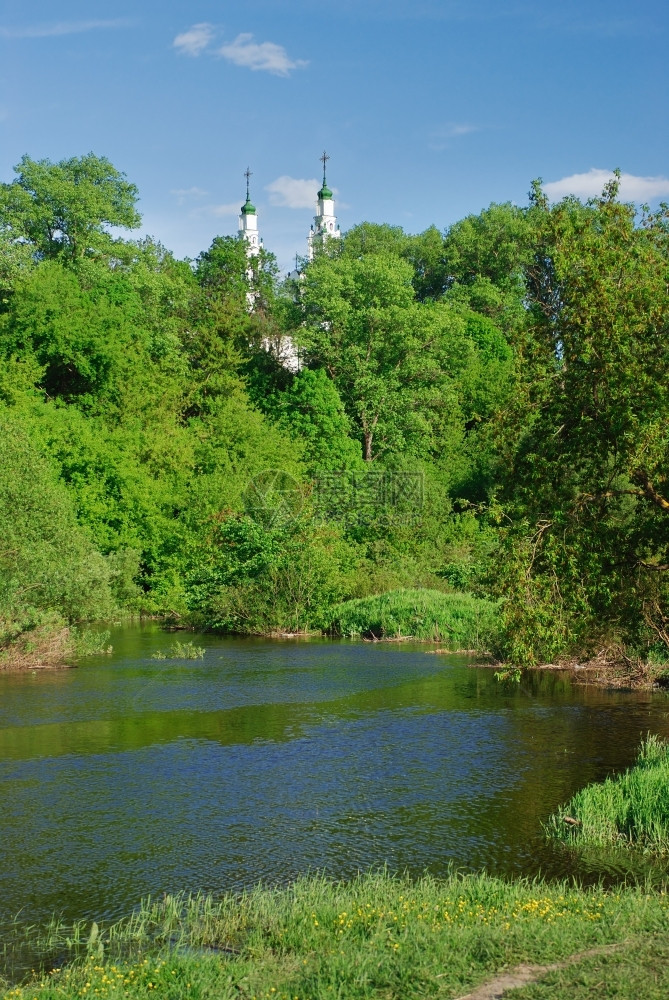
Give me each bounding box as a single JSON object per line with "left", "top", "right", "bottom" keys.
{"left": 173, "top": 23, "right": 214, "bottom": 57}
{"left": 171, "top": 26, "right": 308, "bottom": 76}
{"left": 429, "top": 122, "right": 479, "bottom": 150}
{"left": 0, "top": 19, "right": 131, "bottom": 39}
{"left": 544, "top": 168, "right": 669, "bottom": 202}
{"left": 218, "top": 34, "right": 308, "bottom": 76}
{"left": 440, "top": 123, "right": 479, "bottom": 138}
{"left": 170, "top": 186, "right": 209, "bottom": 205}
{"left": 266, "top": 176, "right": 322, "bottom": 208}
{"left": 208, "top": 203, "right": 242, "bottom": 218}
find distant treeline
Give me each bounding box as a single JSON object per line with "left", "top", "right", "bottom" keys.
{"left": 0, "top": 156, "right": 667, "bottom": 669}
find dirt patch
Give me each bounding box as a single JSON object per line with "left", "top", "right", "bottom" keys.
{"left": 450, "top": 942, "right": 625, "bottom": 999}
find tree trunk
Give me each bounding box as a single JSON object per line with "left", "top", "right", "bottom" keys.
{"left": 363, "top": 431, "right": 373, "bottom": 462}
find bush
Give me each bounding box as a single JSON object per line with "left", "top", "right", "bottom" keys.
{"left": 186, "top": 513, "right": 355, "bottom": 635}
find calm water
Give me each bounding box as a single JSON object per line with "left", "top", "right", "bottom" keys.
{"left": 1, "top": 624, "right": 668, "bottom": 934}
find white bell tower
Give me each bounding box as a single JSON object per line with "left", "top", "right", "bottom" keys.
{"left": 238, "top": 166, "right": 260, "bottom": 259}
{"left": 238, "top": 167, "right": 261, "bottom": 307}
{"left": 307, "top": 151, "right": 341, "bottom": 260}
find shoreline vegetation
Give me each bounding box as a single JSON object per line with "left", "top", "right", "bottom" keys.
{"left": 3, "top": 602, "right": 667, "bottom": 691}
{"left": 327, "top": 588, "right": 500, "bottom": 646}
{"left": 4, "top": 871, "right": 669, "bottom": 1000}
{"left": 3, "top": 630, "right": 668, "bottom": 694}
{"left": 546, "top": 735, "right": 669, "bottom": 854}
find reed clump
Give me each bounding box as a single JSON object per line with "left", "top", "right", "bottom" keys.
{"left": 546, "top": 735, "right": 669, "bottom": 852}
{"left": 169, "top": 641, "right": 205, "bottom": 660}
{"left": 328, "top": 588, "right": 500, "bottom": 647}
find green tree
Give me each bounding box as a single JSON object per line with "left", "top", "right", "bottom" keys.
{"left": 0, "top": 409, "right": 115, "bottom": 646}
{"left": 0, "top": 153, "right": 141, "bottom": 262}
{"left": 443, "top": 202, "right": 534, "bottom": 294}
{"left": 0, "top": 258, "right": 186, "bottom": 410}
{"left": 494, "top": 179, "right": 669, "bottom": 663}
{"left": 189, "top": 235, "right": 289, "bottom": 416}
{"left": 269, "top": 368, "right": 364, "bottom": 473}
{"left": 334, "top": 221, "right": 450, "bottom": 301}
{"left": 186, "top": 512, "right": 354, "bottom": 634}
{"left": 403, "top": 225, "right": 450, "bottom": 301}
{"left": 296, "top": 251, "right": 457, "bottom": 461}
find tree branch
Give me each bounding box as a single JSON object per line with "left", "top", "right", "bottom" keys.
{"left": 633, "top": 470, "right": 669, "bottom": 512}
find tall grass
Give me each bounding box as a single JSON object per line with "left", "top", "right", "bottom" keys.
{"left": 546, "top": 734, "right": 669, "bottom": 852}
{"left": 4, "top": 870, "right": 669, "bottom": 999}
{"left": 328, "top": 588, "right": 500, "bottom": 647}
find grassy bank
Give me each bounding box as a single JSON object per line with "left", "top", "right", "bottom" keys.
{"left": 507, "top": 933, "right": 669, "bottom": 1000}
{"left": 546, "top": 735, "right": 669, "bottom": 852}
{"left": 4, "top": 871, "right": 669, "bottom": 1000}
{"left": 328, "top": 588, "right": 500, "bottom": 646}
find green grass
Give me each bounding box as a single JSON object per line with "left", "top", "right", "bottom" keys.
{"left": 73, "top": 629, "right": 113, "bottom": 657}
{"left": 169, "top": 641, "right": 205, "bottom": 660}
{"left": 3, "top": 870, "right": 669, "bottom": 1000}
{"left": 149, "top": 641, "right": 204, "bottom": 661}
{"left": 328, "top": 588, "right": 500, "bottom": 647}
{"left": 546, "top": 735, "right": 669, "bottom": 852}
{"left": 511, "top": 934, "right": 669, "bottom": 999}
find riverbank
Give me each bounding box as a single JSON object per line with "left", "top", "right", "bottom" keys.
{"left": 3, "top": 871, "right": 669, "bottom": 999}
{"left": 522, "top": 654, "right": 669, "bottom": 691}
{"left": 0, "top": 624, "right": 73, "bottom": 672}
{"left": 0, "top": 625, "right": 115, "bottom": 673}
{"left": 547, "top": 735, "right": 669, "bottom": 853}
{"left": 2, "top": 611, "right": 667, "bottom": 693}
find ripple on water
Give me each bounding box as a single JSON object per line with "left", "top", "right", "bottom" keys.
{"left": 1, "top": 627, "right": 668, "bottom": 933}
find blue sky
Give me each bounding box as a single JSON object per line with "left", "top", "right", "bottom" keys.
{"left": 1, "top": 0, "right": 667, "bottom": 271}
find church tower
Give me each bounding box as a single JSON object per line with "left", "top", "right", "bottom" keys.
{"left": 307, "top": 151, "right": 341, "bottom": 260}
{"left": 238, "top": 166, "right": 260, "bottom": 259}
{"left": 238, "top": 167, "right": 261, "bottom": 307}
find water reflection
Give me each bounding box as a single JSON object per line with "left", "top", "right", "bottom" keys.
{"left": 1, "top": 626, "right": 668, "bottom": 934}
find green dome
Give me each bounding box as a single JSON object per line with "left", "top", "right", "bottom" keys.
{"left": 318, "top": 184, "right": 333, "bottom": 200}
{"left": 241, "top": 197, "right": 256, "bottom": 215}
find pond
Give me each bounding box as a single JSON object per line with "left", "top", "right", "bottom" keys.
{"left": 1, "top": 624, "right": 668, "bottom": 936}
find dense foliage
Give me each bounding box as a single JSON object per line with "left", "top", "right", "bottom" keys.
{"left": 0, "top": 155, "right": 666, "bottom": 667}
